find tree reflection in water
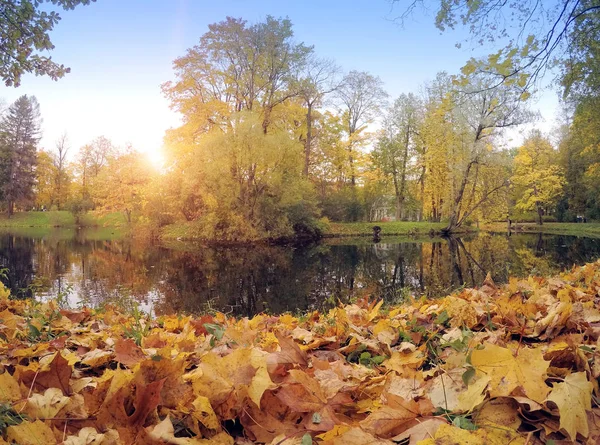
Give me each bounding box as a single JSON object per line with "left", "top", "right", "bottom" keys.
{"left": 0, "top": 231, "right": 599, "bottom": 316}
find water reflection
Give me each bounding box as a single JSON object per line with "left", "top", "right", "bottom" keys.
{"left": 0, "top": 231, "right": 599, "bottom": 316}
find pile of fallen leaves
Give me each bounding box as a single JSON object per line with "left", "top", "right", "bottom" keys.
{"left": 2, "top": 261, "right": 600, "bottom": 445}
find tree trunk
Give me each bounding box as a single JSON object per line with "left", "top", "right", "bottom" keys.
{"left": 444, "top": 161, "right": 475, "bottom": 233}
{"left": 303, "top": 102, "right": 312, "bottom": 177}
{"left": 537, "top": 204, "right": 543, "bottom": 225}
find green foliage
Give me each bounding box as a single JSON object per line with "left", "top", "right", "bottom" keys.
{"left": 68, "top": 198, "right": 94, "bottom": 226}
{"left": 0, "top": 0, "right": 96, "bottom": 87}
{"left": 0, "top": 403, "right": 23, "bottom": 434}
{"left": 0, "top": 95, "right": 41, "bottom": 215}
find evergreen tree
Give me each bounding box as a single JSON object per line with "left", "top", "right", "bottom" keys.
{"left": 0, "top": 95, "right": 41, "bottom": 215}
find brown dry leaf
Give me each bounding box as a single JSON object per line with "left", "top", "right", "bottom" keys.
{"left": 114, "top": 338, "right": 147, "bottom": 367}
{"left": 145, "top": 416, "right": 228, "bottom": 444}
{"left": 321, "top": 426, "right": 395, "bottom": 445}
{"left": 428, "top": 368, "right": 467, "bottom": 412}
{"left": 19, "top": 351, "right": 72, "bottom": 395}
{"left": 133, "top": 349, "right": 190, "bottom": 409}
{"left": 475, "top": 397, "right": 522, "bottom": 430}
{"left": 390, "top": 418, "right": 447, "bottom": 444}
{"left": 96, "top": 377, "right": 165, "bottom": 429}
{"left": 546, "top": 371, "right": 593, "bottom": 441}
{"left": 267, "top": 331, "right": 308, "bottom": 377}
{"left": 385, "top": 374, "right": 424, "bottom": 401}
{"left": 63, "top": 427, "right": 120, "bottom": 445}
{"left": 81, "top": 348, "right": 114, "bottom": 368}
{"left": 23, "top": 387, "right": 70, "bottom": 419}
{"left": 360, "top": 400, "right": 420, "bottom": 438}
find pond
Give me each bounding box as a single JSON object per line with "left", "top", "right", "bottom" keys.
{"left": 1, "top": 230, "right": 600, "bottom": 317}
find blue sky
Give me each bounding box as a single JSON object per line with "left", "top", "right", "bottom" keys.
{"left": 0, "top": 0, "right": 559, "bottom": 163}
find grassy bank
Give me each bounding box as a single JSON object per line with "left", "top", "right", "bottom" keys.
{"left": 324, "top": 220, "right": 462, "bottom": 237}
{"left": 484, "top": 221, "right": 600, "bottom": 238}
{"left": 0, "top": 210, "right": 127, "bottom": 229}
{"left": 1, "top": 262, "right": 599, "bottom": 444}
{"left": 161, "top": 220, "right": 463, "bottom": 242}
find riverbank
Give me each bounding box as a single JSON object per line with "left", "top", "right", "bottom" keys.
{"left": 160, "top": 220, "right": 463, "bottom": 244}
{"left": 0, "top": 210, "right": 127, "bottom": 230}
{"left": 484, "top": 221, "right": 600, "bottom": 238}
{"left": 323, "top": 220, "right": 476, "bottom": 237}
{"left": 0, "top": 261, "right": 598, "bottom": 444}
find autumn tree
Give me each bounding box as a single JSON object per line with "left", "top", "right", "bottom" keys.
{"left": 94, "top": 147, "right": 153, "bottom": 224}
{"left": 73, "top": 136, "right": 114, "bottom": 203}
{"left": 166, "top": 111, "right": 318, "bottom": 241}
{"left": 296, "top": 56, "right": 340, "bottom": 176}
{"left": 162, "top": 16, "right": 312, "bottom": 141}
{"left": 372, "top": 93, "right": 423, "bottom": 220}
{"left": 52, "top": 133, "right": 71, "bottom": 209}
{"left": 0, "top": 95, "right": 41, "bottom": 215}
{"left": 335, "top": 70, "right": 388, "bottom": 186}
{"left": 0, "top": 0, "right": 96, "bottom": 87}
{"left": 512, "top": 131, "right": 565, "bottom": 225}
{"left": 442, "top": 68, "right": 531, "bottom": 232}
{"left": 34, "top": 150, "right": 56, "bottom": 209}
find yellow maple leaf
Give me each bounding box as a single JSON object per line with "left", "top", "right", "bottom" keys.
{"left": 470, "top": 343, "right": 550, "bottom": 402}
{"left": 6, "top": 420, "right": 57, "bottom": 445}
{"left": 0, "top": 371, "right": 21, "bottom": 403}
{"left": 546, "top": 371, "right": 593, "bottom": 441}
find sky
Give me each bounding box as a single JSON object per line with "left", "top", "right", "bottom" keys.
{"left": 0, "top": 0, "right": 561, "bottom": 165}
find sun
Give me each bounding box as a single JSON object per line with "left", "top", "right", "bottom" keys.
{"left": 145, "top": 147, "right": 166, "bottom": 171}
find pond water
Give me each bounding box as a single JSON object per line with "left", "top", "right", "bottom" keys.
{"left": 1, "top": 230, "right": 599, "bottom": 317}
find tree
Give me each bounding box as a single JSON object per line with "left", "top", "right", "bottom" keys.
{"left": 162, "top": 16, "right": 312, "bottom": 139}
{"left": 372, "top": 93, "right": 423, "bottom": 220}
{"left": 0, "top": 0, "right": 96, "bottom": 87}
{"left": 164, "top": 111, "right": 318, "bottom": 241}
{"left": 296, "top": 56, "right": 340, "bottom": 176}
{"left": 442, "top": 69, "right": 532, "bottom": 232}
{"left": 94, "top": 147, "right": 153, "bottom": 224}
{"left": 34, "top": 150, "right": 57, "bottom": 209}
{"left": 52, "top": 133, "right": 70, "bottom": 209}
{"left": 394, "top": 0, "right": 600, "bottom": 91}
{"left": 335, "top": 71, "right": 388, "bottom": 186}
{"left": 0, "top": 95, "right": 41, "bottom": 215}
{"left": 512, "top": 131, "right": 565, "bottom": 225}
{"left": 73, "top": 136, "right": 114, "bottom": 203}
{"left": 561, "top": 0, "right": 600, "bottom": 99}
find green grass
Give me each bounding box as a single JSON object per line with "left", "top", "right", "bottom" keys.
{"left": 484, "top": 222, "right": 600, "bottom": 238}
{"left": 323, "top": 221, "right": 467, "bottom": 237}
{"left": 160, "top": 221, "right": 200, "bottom": 240}
{"left": 0, "top": 210, "right": 128, "bottom": 230}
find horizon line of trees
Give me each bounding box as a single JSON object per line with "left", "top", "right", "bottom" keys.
{"left": 0, "top": 13, "right": 599, "bottom": 240}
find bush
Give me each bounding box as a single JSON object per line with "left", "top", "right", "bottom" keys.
{"left": 320, "top": 187, "right": 365, "bottom": 222}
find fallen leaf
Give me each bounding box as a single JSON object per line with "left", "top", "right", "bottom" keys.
{"left": 6, "top": 419, "right": 58, "bottom": 445}
{"left": 546, "top": 371, "right": 593, "bottom": 441}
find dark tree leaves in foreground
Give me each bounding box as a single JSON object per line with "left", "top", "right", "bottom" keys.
{"left": 0, "top": 0, "right": 96, "bottom": 87}
{"left": 393, "top": 0, "right": 600, "bottom": 92}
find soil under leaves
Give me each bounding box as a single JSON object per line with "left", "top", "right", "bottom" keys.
{"left": 2, "top": 261, "right": 600, "bottom": 444}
